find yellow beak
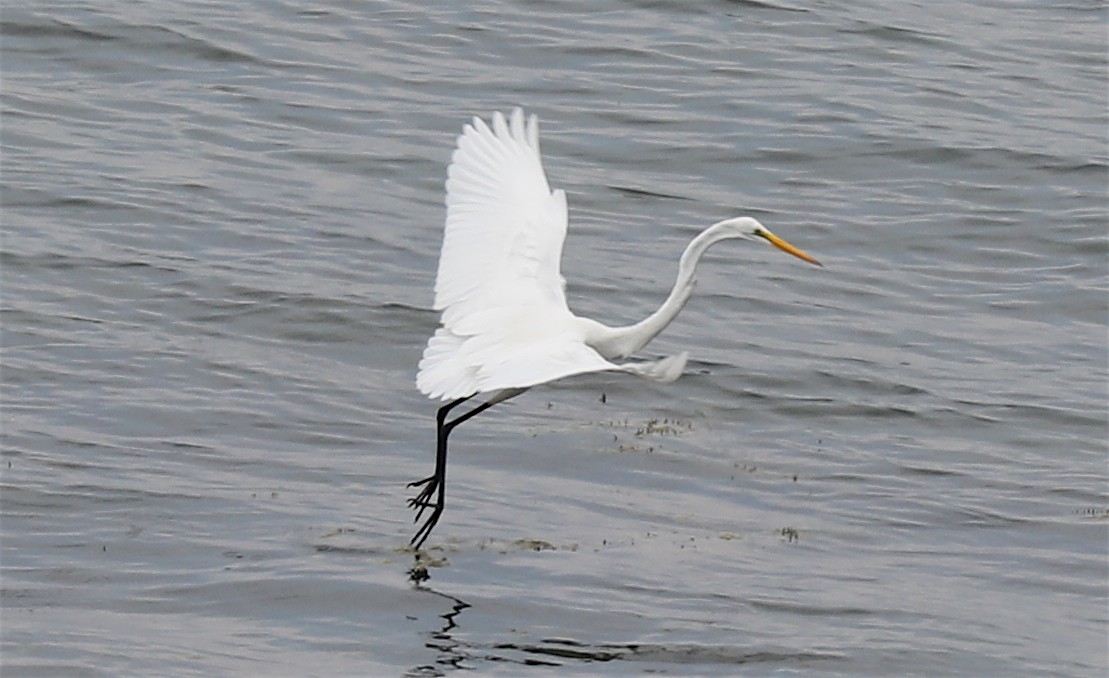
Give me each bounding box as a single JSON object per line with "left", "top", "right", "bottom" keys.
{"left": 757, "top": 229, "right": 822, "bottom": 267}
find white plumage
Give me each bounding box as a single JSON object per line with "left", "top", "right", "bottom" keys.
{"left": 417, "top": 109, "right": 671, "bottom": 400}
{"left": 407, "top": 108, "right": 821, "bottom": 550}
{"left": 416, "top": 108, "right": 822, "bottom": 403}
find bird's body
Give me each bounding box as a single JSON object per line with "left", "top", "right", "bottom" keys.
{"left": 408, "top": 109, "right": 820, "bottom": 550}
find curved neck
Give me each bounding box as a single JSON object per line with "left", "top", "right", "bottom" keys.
{"left": 588, "top": 223, "right": 738, "bottom": 359}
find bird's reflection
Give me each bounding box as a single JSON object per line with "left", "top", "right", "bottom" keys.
{"left": 408, "top": 574, "right": 632, "bottom": 674}
{"left": 406, "top": 583, "right": 472, "bottom": 676}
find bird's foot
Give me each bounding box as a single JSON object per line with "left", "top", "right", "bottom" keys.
{"left": 410, "top": 503, "right": 444, "bottom": 551}
{"left": 406, "top": 475, "right": 444, "bottom": 549}
{"left": 407, "top": 475, "right": 434, "bottom": 489}
{"left": 407, "top": 477, "right": 439, "bottom": 522}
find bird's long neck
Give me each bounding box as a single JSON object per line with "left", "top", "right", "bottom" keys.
{"left": 588, "top": 224, "right": 733, "bottom": 359}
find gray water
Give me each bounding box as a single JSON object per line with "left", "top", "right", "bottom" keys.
{"left": 2, "top": 2, "right": 1107, "bottom": 676}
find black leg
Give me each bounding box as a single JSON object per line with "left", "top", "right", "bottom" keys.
{"left": 407, "top": 397, "right": 468, "bottom": 498}
{"left": 407, "top": 397, "right": 468, "bottom": 526}
{"left": 408, "top": 396, "right": 500, "bottom": 550}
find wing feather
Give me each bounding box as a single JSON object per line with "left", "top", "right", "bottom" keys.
{"left": 433, "top": 109, "right": 568, "bottom": 328}
{"left": 419, "top": 110, "right": 678, "bottom": 400}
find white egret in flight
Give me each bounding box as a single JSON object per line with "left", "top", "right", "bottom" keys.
{"left": 409, "top": 108, "right": 821, "bottom": 549}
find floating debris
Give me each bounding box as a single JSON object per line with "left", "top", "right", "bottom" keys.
{"left": 407, "top": 559, "right": 429, "bottom": 584}
{"left": 513, "top": 538, "right": 558, "bottom": 552}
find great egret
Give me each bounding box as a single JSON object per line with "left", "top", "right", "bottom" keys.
{"left": 408, "top": 108, "right": 820, "bottom": 549}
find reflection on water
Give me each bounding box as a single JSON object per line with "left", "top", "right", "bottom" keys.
{"left": 408, "top": 587, "right": 473, "bottom": 677}
{"left": 409, "top": 582, "right": 846, "bottom": 676}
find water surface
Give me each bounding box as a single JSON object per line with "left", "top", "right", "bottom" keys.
{"left": 2, "top": 1, "right": 1106, "bottom": 676}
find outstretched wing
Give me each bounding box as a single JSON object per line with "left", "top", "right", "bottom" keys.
{"left": 433, "top": 108, "right": 570, "bottom": 329}
{"left": 417, "top": 110, "right": 687, "bottom": 401}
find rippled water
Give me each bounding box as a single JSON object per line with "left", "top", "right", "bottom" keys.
{"left": 2, "top": 2, "right": 1106, "bottom": 676}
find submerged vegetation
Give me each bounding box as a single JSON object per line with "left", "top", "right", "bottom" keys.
{"left": 599, "top": 417, "right": 694, "bottom": 454}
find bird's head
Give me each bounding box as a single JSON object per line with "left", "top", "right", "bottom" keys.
{"left": 713, "top": 216, "right": 822, "bottom": 267}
